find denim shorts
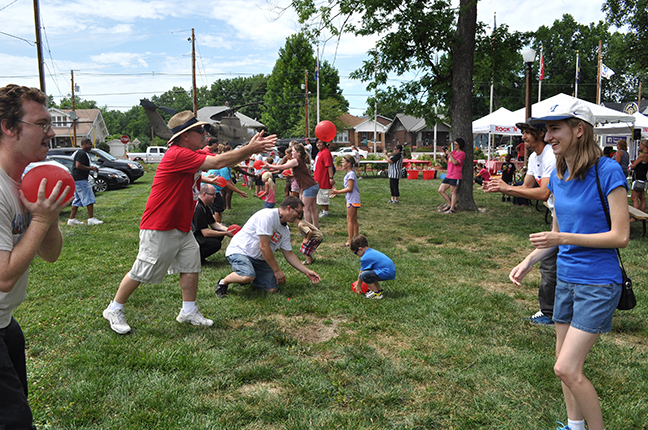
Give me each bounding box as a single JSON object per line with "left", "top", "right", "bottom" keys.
{"left": 71, "top": 180, "right": 96, "bottom": 207}
{"left": 359, "top": 270, "right": 382, "bottom": 285}
{"left": 553, "top": 278, "right": 621, "bottom": 334}
{"left": 302, "top": 184, "right": 319, "bottom": 198}
{"left": 227, "top": 253, "right": 277, "bottom": 291}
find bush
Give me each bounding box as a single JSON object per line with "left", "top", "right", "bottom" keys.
{"left": 414, "top": 146, "right": 435, "bottom": 152}
{"left": 96, "top": 141, "right": 111, "bottom": 153}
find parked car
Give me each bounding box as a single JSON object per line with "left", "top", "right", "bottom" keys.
{"left": 330, "top": 147, "right": 368, "bottom": 159}
{"left": 125, "top": 146, "right": 166, "bottom": 163}
{"left": 48, "top": 147, "right": 144, "bottom": 183}
{"left": 48, "top": 155, "right": 129, "bottom": 192}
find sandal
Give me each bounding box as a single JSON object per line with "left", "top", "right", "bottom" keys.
{"left": 444, "top": 209, "right": 456, "bottom": 214}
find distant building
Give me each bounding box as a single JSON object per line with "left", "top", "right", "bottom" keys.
{"left": 48, "top": 108, "right": 109, "bottom": 147}
{"left": 386, "top": 113, "right": 450, "bottom": 150}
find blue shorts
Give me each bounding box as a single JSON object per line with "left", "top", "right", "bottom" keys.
{"left": 359, "top": 270, "right": 383, "bottom": 285}
{"left": 441, "top": 178, "right": 461, "bottom": 186}
{"left": 71, "top": 180, "right": 96, "bottom": 207}
{"left": 553, "top": 278, "right": 621, "bottom": 334}
{"left": 264, "top": 201, "right": 276, "bottom": 209}
{"left": 227, "top": 253, "right": 277, "bottom": 291}
{"left": 302, "top": 184, "right": 319, "bottom": 198}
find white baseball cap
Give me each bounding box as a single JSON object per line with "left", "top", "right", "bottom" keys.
{"left": 528, "top": 98, "right": 595, "bottom": 127}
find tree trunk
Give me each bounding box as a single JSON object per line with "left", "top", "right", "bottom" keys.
{"left": 450, "top": 0, "right": 478, "bottom": 211}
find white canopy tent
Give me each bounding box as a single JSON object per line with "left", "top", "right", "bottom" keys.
{"left": 472, "top": 107, "right": 522, "bottom": 160}
{"left": 513, "top": 93, "right": 635, "bottom": 125}
{"left": 595, "top": 113, "right": 648, "bottom": 137}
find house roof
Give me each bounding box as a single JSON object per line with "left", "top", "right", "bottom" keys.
{"left": 339, "top": 113, "right": 366, "bottom": 128}
{"left": 49, "top": 108, "right": 108, "bottom": 138}
{"left": 386, "top": 113, "right": 450, "bottom": 134}
{"left": 354, "top": 118, "right": 390, "bottom": 133}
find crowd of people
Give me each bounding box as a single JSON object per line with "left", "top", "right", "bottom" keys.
{"left": 0, "top": 83, "right": 637, "bottom": 430}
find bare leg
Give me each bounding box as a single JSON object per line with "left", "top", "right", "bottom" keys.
{"left": 438, "top": 183, "right": 451, "bottom": 207}
{"left": 114, "top": 274, "right": 142, "bottom": 305}
{"left": 554, "top": 323, "right": 604, "bottom": 430}
{"left": 449, "top": 185, "right": 459, "bottom": 210}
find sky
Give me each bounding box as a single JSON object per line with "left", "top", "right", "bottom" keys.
{"left": 0, "top": 0, "right": 611, "bottom": 118}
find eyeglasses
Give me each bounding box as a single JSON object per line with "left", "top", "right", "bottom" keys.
{"left": 352, "top": 249, "right": 359, "bottom": 255}
{"left": 292, "top": 207, "right": 304, "bottom": 219}
{"left": 188, "top": 126, "right": 206, "bottom": 135}
{"left": 204, "top": 192, "right": 216, "bottom": 196}
{"left": 18, "top": 120, "right": 52, "bottom": 134}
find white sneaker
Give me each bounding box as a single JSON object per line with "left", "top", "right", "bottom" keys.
{"left": 87, "top": 217, "right": 103, "bottom": 225}
{"left": 176, "top": 306, "right": 213, "bottom": 327}
{"left": 103, "top": 303, "right": 131, "bottom": 334}
{"left": 318, "top": 211, "right": 329, "bottom": 218}
{"left": 67, "top": 218, "right": 84, "bottom": 226}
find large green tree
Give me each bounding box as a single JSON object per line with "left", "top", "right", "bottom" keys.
{"left": 293, "top": 0, "right": 479, "bottom": 211}
{"left": 262, "top": 33, "right": 317, "bottom": 138}
{"left": 472, "top": 23, "right": 530, "bottom": 118}
{"left": 603, "top": 0, "right": 648, "bottom": 77}
{"left": 262, "top": 32, "right": 347, "bottom": 138}
{"left": 532, "top": 15, "right": 616, "bottom": 103}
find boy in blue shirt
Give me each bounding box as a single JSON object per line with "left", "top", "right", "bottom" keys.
{"left": 350, "top": 234, "right": 396, "bottom": 300}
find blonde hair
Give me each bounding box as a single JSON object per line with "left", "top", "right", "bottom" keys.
{"left": 617, "top": 139, "right": 627, "bottom": 151}
{"left": 555, "top": 118, "right": 602, "bottom": 181}
{"left": 261, "top": 171, "right": 275, "bottom": 189}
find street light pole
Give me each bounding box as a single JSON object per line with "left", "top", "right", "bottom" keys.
{"left": 522, "top": 48, "right": 536, "bottom": 122}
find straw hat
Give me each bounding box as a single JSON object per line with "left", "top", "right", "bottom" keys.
{"left": 168, "top": 111, "right": 209, "bottom": 144}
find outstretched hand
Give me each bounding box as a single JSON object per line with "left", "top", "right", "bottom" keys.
{"left": 306, "top": 270, "right": 321, "bottom": 284}
{"left": 249, "top": 131, "right": 277, "bottom": 154}
{"left": 483, "top": 177, "right": 507, "bottom": 194}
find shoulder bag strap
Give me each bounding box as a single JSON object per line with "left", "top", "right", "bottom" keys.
{"left": 594, "top": 158, "right": 627, "bottom": 276}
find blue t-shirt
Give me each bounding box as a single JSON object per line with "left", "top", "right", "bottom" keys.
{"left": 202, "top": 167, "right": 231, "bottom": 192}
{"left": 360, "top": 248, "right": 396, "bottom": 281}
{"left": 547, "top": 157, "right": 628, "bottom": 284}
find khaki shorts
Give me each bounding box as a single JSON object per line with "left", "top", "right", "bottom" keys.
{"left": 128, "top": 229, "right": 201, "bottom": 284}
{"left": 316, "top": 187, "right": 331, "bottom": 205}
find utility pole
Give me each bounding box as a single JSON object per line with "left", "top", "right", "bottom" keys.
{"left": 191, "top": 28, "right": 198, "bottom": 116}
{"left": 304, "top": 69, "right": 309, "bottom": 138}
{"left": 33, "top": 0, "right": 46, "bottom": 94}
{"left": 71, "top": 70, "right": 77, "bottom": 147}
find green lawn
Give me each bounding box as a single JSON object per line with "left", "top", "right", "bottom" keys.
{"left": 20, "top": 167, "right": 648, "bottom": 429}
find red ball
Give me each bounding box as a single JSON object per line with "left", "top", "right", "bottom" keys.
{"left": 22, "top": 164, "right": 75, "bottom": 203}
{"left": 253, "top": 159, "right": 264, "bottom": 170}
{"left": 283, "top": 168, "right": 292, "bottom": 177}
{"left": 257, "top": 191, "right": 266, "bottom": 200}
{"left": 315, "top": 120, "right": 337, "bottom": 142}
{"left": 214, "top": 176, "right": 226, "bottom": 188}
{"left": 227, "top": 224, "right": 242, "bottom": 235}
{"left": 351, "top": 281, "right": 369, "bottom": 294}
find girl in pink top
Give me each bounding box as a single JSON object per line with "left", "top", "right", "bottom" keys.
{"left": 438, "top": 138, "right": 466, "bottom": 214}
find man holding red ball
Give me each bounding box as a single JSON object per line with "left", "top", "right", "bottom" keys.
{"left": 0, "top": 84, "right": 71, "bottom": 429}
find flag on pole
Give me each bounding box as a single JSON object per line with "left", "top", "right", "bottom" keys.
{"left": 539, "top": 52, "right": 545, "bottom": 81}
{"left": 314, "top": 57, "right": 319, "bottom": 81}
{"left": 601, "top": 63, "right": 615, "bottom": 79}
{"left": 576, "top": 51, "right": 580, "bottom": 84}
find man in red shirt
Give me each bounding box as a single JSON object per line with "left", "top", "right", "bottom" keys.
{"left": 102, "top": 111, "right": 276, "bottom": 335}
{"left": 313, "top": 140, "right": 335, "bottom": 218}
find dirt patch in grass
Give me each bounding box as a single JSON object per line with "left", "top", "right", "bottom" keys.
{"left": 231, "top": 314, "right": 346, "bottom": 344}
{"left": 281, "top": 315, "right": 345, "bottom": 344}
{"left": 238, "top": 381, "right": 283, "bottom": 396}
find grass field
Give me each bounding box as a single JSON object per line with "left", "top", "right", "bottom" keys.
{"left": 20, "top": 166, "right": 648, "bottom": 429}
